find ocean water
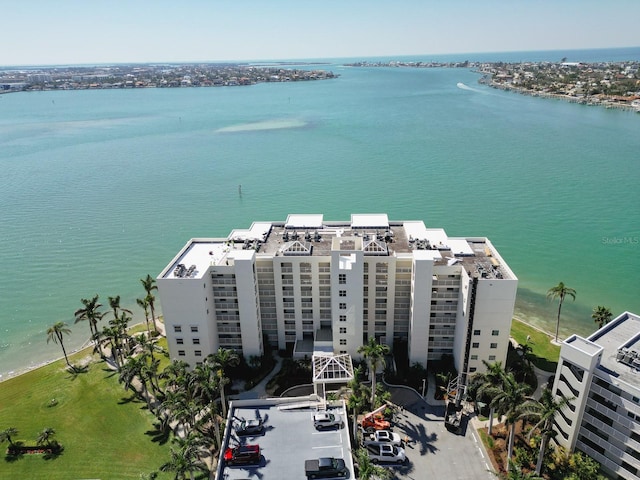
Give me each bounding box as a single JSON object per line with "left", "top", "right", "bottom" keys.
{"left": 1, "top": 48, "right": 639, "bottom": 378}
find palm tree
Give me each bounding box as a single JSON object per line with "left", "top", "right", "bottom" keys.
{"left": 347, "top": 366, "right": 368, "bottom": 438}
{"left": 476, "top": 361, "right": 506, "bottom": 435}
{"left": 109, "top": 310, "right": 132, "bottom": 363}
{"left": 119, "top": 354, "right": 145, "bottom": 397}
{"left": 352, "top": 447, "right": 392, "bottom": 480}
{"left": 592, "top": 305, "right": 613, "bottom": 329}
{"left": 500, "top": 461, "right": 543, "bottom": 480}
{"left": 0, "top": 427, "right": 18, "bottom": 446}
{"left": 524, "top": 387, "right": 573, "bottom": 476}
{"left": 137, "top": 296, "right": 152, "bottom": 337}
{"left": 36, "top": 427, "right": 56, "bottom": 447}
{"left": 357, "top": 337, "right": 390, "bottom": 409}
{"left": 206, "top": 348, "right": 239, "bottom": 418}
{"left": 74, "top": 295, "right": 105, "bottom": 354}
{"left": 142, "top": 355, "right": 162, "bottom": 399}
{"left": 108, "top": 295, "right": 132, "bottom": 320}
{"left": 192, "top": 363, "right": 222, "bottom": 449}
{"left": 512, "top": 343, "right": 537, "bottom": 388}
{"left": 160, "top": 360, "right": 190, "bottom": 392}
{"left": 160, "top": 435, "right": 208, "bottom": 480}
{"left": 547, "top": 282, "right": 576, "bottom": 343}
{"left": 99, "top": 325, "right": 122, "bottom": 368}
{"left": 490, "top": 371, "right": 536, "bottom": 460}
{"left": 134, "top": 333, "right": 163, "bottom": 363}
{"left": 46, "top": 321, "right": 72, "bottom": 367}
{"left": 141, "top": 274, "right": 159, "bottom": 334}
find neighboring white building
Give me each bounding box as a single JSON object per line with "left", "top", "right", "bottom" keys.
{"left": 157, "top": 214, "right": 517, "bottom": 376}
{"left": 552, "top": 312, "right": 640, "bottom": 479}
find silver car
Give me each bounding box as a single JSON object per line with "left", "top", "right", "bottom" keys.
{"left": 235, "top": 419, "right": 264, "bottom": 436}
{"left": 313, "top": 412, "right": 343, "bottom": 430}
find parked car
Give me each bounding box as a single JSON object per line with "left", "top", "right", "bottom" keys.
{"left": 361, "top": 429, "right": 402, "bottom": 446}
{"left": 313, "top": 412, "right": 344, "bottom": 430}
{"left": 305, "top": 457, "right": 348, "bottom": 479}
{"left": 366, "top": 444, "right": 406, "bottom": 464}
{"left": 224, "top": 444, "right": 261, "bottom": 466}
{"left": 235, "top": 419, "right": 264, "bottom": 436}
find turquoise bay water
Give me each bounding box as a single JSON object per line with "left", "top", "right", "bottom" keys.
{"left": 1, "top": 48, "right": 639, "bottom": 378}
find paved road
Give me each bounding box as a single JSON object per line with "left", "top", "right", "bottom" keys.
{"left": 386, "top": 384, "right": 495, "bottom": 480}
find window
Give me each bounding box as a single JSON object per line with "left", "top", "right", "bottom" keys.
{"left": 176, "top": 338, "right": 184, "bottom": 345}
{"left": 339, "top": 303, "right": 346, "bottom": 310}
{"left": 469, "top": 367, "right": 477, "bottom": 373}
{"left": 470, "top": 355, "right": 478, "bottom": 360}
{"left": 472, "top": 342, "right": 479, "bottom": 348}
{"left": 339, "top": 339, "right": 347, "bottom": 346}
{"left": 192, "top": 338, "right": 200, "bottom": 345}
{"left": 489, "top": 355, "right": 496, "bottom": 361}
{"left": 339, "top": 315, "right": 346, "bottom": 322}
{"left": 195, "top": 350, "right": 202, "bottom": 357}
{"left": 190, "top": 326, "right": 199, "bottom": 333}
{"left": 490, "top": 343, "right": 498, "bottom": 349}
{"left": 339, "top": 290, "right": 347, "bottom": 297}
{"left": 492, "top": 330, "right": 499, "bottom": 336}
{"left": 173, "top": 325, "right": 182, "bottom": 333}
{"left": 339, "top": 350, "right": 347, "bottom": 354}
{"left": 339, "top": 274, "right": 346, "bottom": 284}
{"left": 339, "top": 327, "right": 347, "bottom": 334}
{"left": 473, "top": 329, "right": 481, "bottom": 335}
{"left": 178, "top": 350, "right": 185, "bottom": 356}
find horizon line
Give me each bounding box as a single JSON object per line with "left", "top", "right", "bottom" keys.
{"left": 2, "top": 45, "right": 640, "bottom": 69}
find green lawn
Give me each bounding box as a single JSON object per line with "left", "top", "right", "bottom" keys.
{"left": 511, "top": 318, "right": 561, "bottom": 372}
{"left": 0, "top": 349, "right": 172, "bottom": 479}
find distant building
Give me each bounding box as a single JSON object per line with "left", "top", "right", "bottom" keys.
{"left": 157, "top": 214, "right": 517, "bottom": 376}
{"left": 552, "top": 312, "right": 640, "bottom": 479}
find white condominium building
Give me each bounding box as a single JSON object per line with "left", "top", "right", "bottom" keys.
{"left": 552, "top": 312, "right": 640, "bottom": 480}
{"left": 157, "top": 214, "right": 517, "bottom": 376}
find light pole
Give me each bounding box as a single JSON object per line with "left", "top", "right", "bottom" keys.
{"left": 421, "top": 378, "right": 426, "bottom": 398}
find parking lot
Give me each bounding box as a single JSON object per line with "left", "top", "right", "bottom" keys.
{"left": 220, "top": 401, "right": 354, "bottom": 480}
{"left": 385, "top": 388, "right": 495, "bottom": 480}
{"left": 218, "top": 388, "right": 494, "bottom": 480}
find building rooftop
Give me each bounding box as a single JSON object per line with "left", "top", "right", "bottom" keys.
{"left": 159, "top": 215, "right": 517, "bottom": 281}
{"left": 588, "top": 312, "right": 640, "bottom": 389}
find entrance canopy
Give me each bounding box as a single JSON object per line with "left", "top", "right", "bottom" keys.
{"left": 312, "top": 353, "right": 354, "bottom": 384}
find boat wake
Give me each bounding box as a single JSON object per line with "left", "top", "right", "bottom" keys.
{"left": 216, "top": 118, "right": 307, "bottom": 133}
{"left": 456, "top": 82, "right": 485, "bottom": 94}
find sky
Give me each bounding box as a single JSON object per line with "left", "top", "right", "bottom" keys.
{"left": 1, "top": 0, "right": 639, "bottom": 66}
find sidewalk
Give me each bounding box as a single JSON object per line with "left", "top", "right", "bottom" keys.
{"left": 230, "top": 354, "right": 284, "bottom": 400}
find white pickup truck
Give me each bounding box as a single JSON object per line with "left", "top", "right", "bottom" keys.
{"left": 361, "top": 429, "right": 403, "bottom": 446}
{"left": 366, "top": 444, "right": 407, "bottom": 464}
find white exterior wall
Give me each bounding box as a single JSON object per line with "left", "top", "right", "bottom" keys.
{"left": 552, "top": 335, "right": 603, "bottom": 451}
{"left": 468, "top": 277, "right": 518, "bottom": 373}
{"left": 331, "top": 246, "right": 364, "bottom": 358}
{"left": 230, "top": 251, "right": 263, "bottom": 358}
{"left": 408, "top": 253, "right": 435, "bottom": 367}
{"left": 272, "top": 257, "right": 288, "bottom": 349}
{"left": 452, "top": 268, "right": 472, "bottom": 374}
{"left": 157, "top": 274, "right": 217, "bottom": 366}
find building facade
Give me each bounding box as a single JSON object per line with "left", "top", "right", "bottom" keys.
{"left": 552, "top": 311, "right": 640, "bottom": 479}
{"left": 157, "top": 214, "right": 517, "bottom": 376}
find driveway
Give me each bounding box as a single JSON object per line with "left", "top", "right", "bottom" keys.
{"left": 385, "top": 386, "right": 495, "bottom": 480}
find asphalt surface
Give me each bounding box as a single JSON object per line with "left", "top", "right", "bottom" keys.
{"left": 386, "top": 385, "right": 495, "bottom": 480}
